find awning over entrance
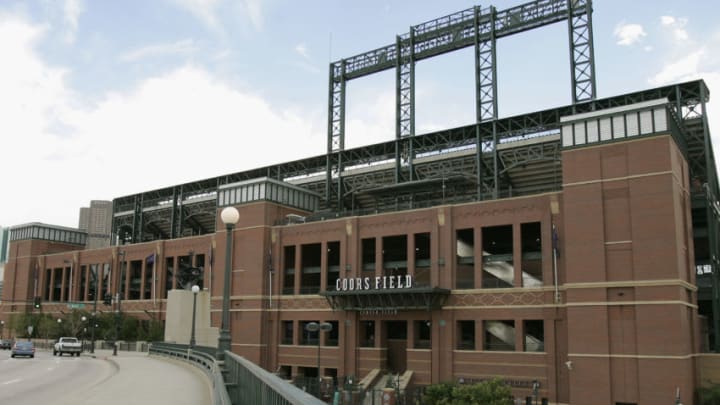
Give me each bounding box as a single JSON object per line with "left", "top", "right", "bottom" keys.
{"left": 320, "top": 287, "right": 450, "bottom": 313}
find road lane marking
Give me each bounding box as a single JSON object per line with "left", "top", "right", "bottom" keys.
{"left": 2, "top": 378, "right": 21, "bottom": 385}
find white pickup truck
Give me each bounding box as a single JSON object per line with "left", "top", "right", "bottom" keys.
{"left": 54, "top": 337, "right": 82, "bottom": 356}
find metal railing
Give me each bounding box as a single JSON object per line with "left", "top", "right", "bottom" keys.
{"left": 149, "top": 343, "right": 231, "bottom": 405}
{"left": 149, "top": 342, "right": 326, "bottom": 405}
{"left": 223, "top": 350, "right": 326, "bottom": 405}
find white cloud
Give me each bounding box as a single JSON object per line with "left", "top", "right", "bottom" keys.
{"left": 0, "top": 13, "right": 326, "bottom": 228}
{"left": 295, "top": 43, "right": 309, "bottom": 59}
{"left": 62, "top": 0, "right": 83, "bottom": 43}
{"left": 614, "top": 23, "right": 646, "bottom": 46}
{"left": 648, "top": 48, "right": 705, "bottom": 86}
{"left": 660, "top": 16, "right": 675, "bottom": 26}
{"left": 167, "top": 0, "right": 222, "bottom": 31}
{"left": 242, "top": 0, "right": 264, "bottom": 31}
{"left": 660, "top": 15, "right": 690, "bottom": 44}
{"left": 167, "top": 0, "right": 264, "bottom": 32}
{"left": 120, "top": 39, "right": 199, "bottom": 62}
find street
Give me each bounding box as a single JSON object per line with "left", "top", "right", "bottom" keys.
{"left": 0, "top": 348, "right": 211, "bottom": 405}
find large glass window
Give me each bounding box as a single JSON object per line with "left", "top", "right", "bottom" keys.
{"left": 300, "top": 244, "right": 321, "bottom": 294}
{"left": 325, "top": 321, "right": 339, "bottom": 346}
{"left": 360, "top": 321, "right": 375, "bottom": 347}
{"left": 300, "top": 321, "right": 319, "bottom": 345}
{"left": 361, "top": 238, "right": 376, "bottom": 279}
{"left": 282, "top": 321, "right": 294, "bottom": 345}
{"left": 524, "top": 320, "right": 545, "bottom": 352}
{"left": 129, "top": 260, "right": 142, "bottom": 300}
{"left": 482, "top": 225, "right": 514, "bottom": 288}
{"left": 88, "top": 264, "right": 98, "bottom": 302}
{"left": 414, "top": 320, "right": 431, "bottom": 349}
{"left": 326, "top": 242, "right": 340, "bottom": 291}
{"left": 283, "top": 246, "right": 296, "bottom": 295}
{"left": 456, "top": 228, "right": 474, "bottom": 289}
{"left": 457, "top": 320, "right": 475, "bottom": 350}
{"left": 383, "top": 235, "right": 407, "bottom": 278}
{"left": 484, "top": 320, "right": 515, "bottom": 351}
{"left": 79, "top": 265, "right": 88, "bottom": 301}
{"left": 415, "top": 233, "right": 431, "bottom": 287}
{"left": 521, "top": 222, "right": 543, "bottom": 287}
{"left": 44, "top": 268, "right": 52, "bottom": 300}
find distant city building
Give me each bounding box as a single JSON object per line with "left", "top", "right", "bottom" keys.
{"left": 78, "top": 200, "right": 113, "bottom": 249}
{"left": 0, "top": 226, "right": 8, "bottom": 263}
{"left": 0, "top": 227, "right": 8, "bottom": 301}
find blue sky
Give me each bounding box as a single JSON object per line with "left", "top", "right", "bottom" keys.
{"left": 1, "top": 0, "right": 719, "bottom": 228}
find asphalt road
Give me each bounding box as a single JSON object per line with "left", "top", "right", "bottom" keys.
{"left": 0, "top": 348, "right": 211, "bottom": 405}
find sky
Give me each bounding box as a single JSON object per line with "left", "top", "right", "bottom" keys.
{"left": 1, "top": 0, "right": 719, "bottom": 229}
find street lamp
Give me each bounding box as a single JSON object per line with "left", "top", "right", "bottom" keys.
{"left": 114, "top": 250, "right": 126, "bottom": 356}
{"left": 305, "top": 321, "right": 333, "bottom": 394}
{"left": 90, "top": 263, "right": 100, "bottom": 354}
{"left": 218, "top": 206, "right": 239, "bottom": 361}
{"left": 81, "top": 316, "right": 87, "bottom": 352}
{"left": 190, "top": 285, "right": 200, "bottom": 349}
{"left": 0, "top": 320, "right": 4, "bottom": 339}
{"left": 57, "top": 318, "right": 63, "bottom": 338}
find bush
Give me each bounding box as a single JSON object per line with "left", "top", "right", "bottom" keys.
{"left": 424, "top": 379, "right": 513, "bottom": 405}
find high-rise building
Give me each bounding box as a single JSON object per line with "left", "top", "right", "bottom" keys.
{"left": 78, "top": 200, "right": 113, "bottom": 249}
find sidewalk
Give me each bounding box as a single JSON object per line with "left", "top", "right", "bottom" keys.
{"left": 75, "top": 349, "right": 213, "bottom": 405}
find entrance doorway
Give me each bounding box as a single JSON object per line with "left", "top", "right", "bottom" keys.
{"left": 384, "top": 321, "right": 407, "bottom": 373}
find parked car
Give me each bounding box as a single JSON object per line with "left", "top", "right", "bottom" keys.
{"left": 0, "top": 339, "right": 12, "bottom": 350}
{"left": 11, "top": 341, "right": 35, "bottom": 358}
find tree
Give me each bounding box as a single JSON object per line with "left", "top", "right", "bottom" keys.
{"left": 424, "top": 379, "right": 513, "bottom": 405}
{"left": 699, "top": 383, "right": 720, "bottom": 405}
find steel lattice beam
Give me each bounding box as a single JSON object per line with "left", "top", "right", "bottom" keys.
{"left": 568, "top": 0, "right": 596, "bottom": 103}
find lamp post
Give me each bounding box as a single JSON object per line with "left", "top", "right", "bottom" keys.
{"left": 114, "top": 250, "right": 125, "bottom": 356}
{"left": 190, "top": 285, "right": 200, "bottom": 349}
{"left": 218, "top": 206, "right": 239, "bottom": 361}
{"left": 0, "top": 320, "right": 4, "bottom": 339}
{"left": 305, "top": 321, "right": 332, "bottom": 395}
{"left": 81, "top": 316, "right": 87, "bottom": 352}
{"left": 57, "top": 318, "right": 62, "bottom": 338}
{"left": 90, "top": 264, "right": 99, "bottom": 353}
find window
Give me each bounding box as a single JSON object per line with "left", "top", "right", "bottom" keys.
{"left": 521, "top": 222, "right": 543, "bottom": 287}
{"left": 415, "top": 233, "right": 431, "bottom": 287}
{"left": 283, "top": 246, "right": 296, "bottom": 295}
{"left": 282, "top": 321, "right": 294, "bottom": 345}
{"left": 300, "top": 321, "right": 318, "bottom": 345}
{"left": 383, "top": 235, "right": 407, "bottom": 278}
{"left": 129, "top": 260, "right": 142, "bottom": 300}
{"left": 325, "top": 321, "right": 339, "bottom": 346}
{"left": 484, "top": 320, "right": 515, "bottom": 351}
{"left": 360, "top": 321, "right": 375, "bottom": 347}
{"left": 524, "top": 320, "right": 544, "bottom": 352}
{"left": 457, "top": 321, "right": 475, "bottom": 350}
{"left": 482, "top": 225, "right": 514, "bottom": 288}
{"left": 361, "top": 238, "right": 376, "bottom": 278}
{"left": 300, "top": 244, "right": 321, "bottom": 294}
{"left": 414, "top": 321, "right": 431, "bottom": 349}
{"left": 456, "top": 228, "right": 474, "bottom": 289}
{"left": 327, "top": 242, "right": 340, "bottom": 291}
